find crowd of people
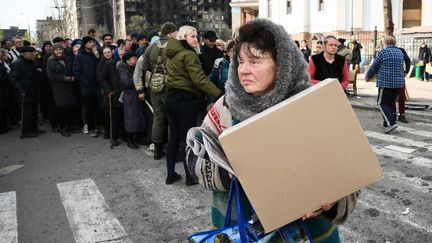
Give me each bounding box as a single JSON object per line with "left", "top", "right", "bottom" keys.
{"left": 1, "top": 17, "right": 424, "bottom": 242}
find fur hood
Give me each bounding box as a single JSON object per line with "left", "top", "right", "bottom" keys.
{"left": 225, "top": 18, "right": 311, "bottom": 121}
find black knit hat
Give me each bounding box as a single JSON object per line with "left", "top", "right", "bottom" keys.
{"left": 160, "top": 22, "right": 178, "bottom": 35}
{"left": 81, "top": 36, "right": 96, "bottom": 46}
{"left": 52, "top": 37, "right": 65, "bottom": 43}
{"left": 122, "top": 50, "right": 137, "bottom": 62}
{"left": 17, "top": 46, "right": 36, "bottom": 53}
{"left": 203, "top": 30, "right": 218, "bottom": 41}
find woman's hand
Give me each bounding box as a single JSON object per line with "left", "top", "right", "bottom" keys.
{"left": 302, "top": 202, "right": 334, "bottom": 221}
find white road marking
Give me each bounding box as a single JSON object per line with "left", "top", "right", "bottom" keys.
{"left": 414, "top": 122, "right": 432, "bottom": 128}
{"left": 365, "top": 131, "right": 432, "bottom": 151}
{"left": 385, "top": 170, "right": 431, "bottom": 194}
{"left": 384, "top": 145, "right": 416, "bottom": 154}
{"left": 0, "top": 191, "right": 17, "bottom": 243}
{"left": 372, "top": 146, "right": 432, "bottom": 169}
{"left": 398, "top": 125, "right": 432, "bottom": 139}
{"left": 57, "top": 179, "right": 131, "bottom": 243}
{"left": 358, "top": 190, "right": 432, "bottom": 233}
{"left": 0, "top": 165, "right": 24, "bottom": 177}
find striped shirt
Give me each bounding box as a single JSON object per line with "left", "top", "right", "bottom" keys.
{"left": 366, "top": 45, "right": 405, "bottom": 88}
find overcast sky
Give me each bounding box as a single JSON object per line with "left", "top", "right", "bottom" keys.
{"left": 0, "top": 0, "right": 54, "bottom": 32}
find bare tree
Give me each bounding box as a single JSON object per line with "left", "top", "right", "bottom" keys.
{"left": 127, "top": 15, "right": 149, "bottom": 34}
{"left": 383, "top": 0, "right": 394, "bottom": 36}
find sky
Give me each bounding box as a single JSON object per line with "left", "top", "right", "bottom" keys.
{"left": 0, "top": 0, "right": 54, "bottom": 33}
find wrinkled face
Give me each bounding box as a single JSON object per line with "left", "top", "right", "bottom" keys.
{"left": 103, "top": 48, "right": 113, "bottom": 60}
{"left": 237, "top": 45, "right": 277, "bottom": 96}
{"left": 53, "top": 48, "right": 63, "bottom": 57}
{"left": 324, "top": 38, "right": 338, "bottom": 55}
{"left": 72, "top": 46, "right": 80, "bottom": 55}
{"left": 126, "top": 56, "right": 137, "bottom": 66}
{"left": 186, "top": 31, "right": 199, "bottom": 48}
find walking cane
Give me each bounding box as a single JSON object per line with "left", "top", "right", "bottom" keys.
{"left": 20, "top": 94, "right": 25, "bottom": 139}
{"left": 109, "top": 93, "right": 113, "bottom": 149}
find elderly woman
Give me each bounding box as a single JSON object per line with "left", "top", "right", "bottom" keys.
{"left": 46, "top": 43, "right": 77, "bottom": 137}
{"left": 186, "top": 19, "right": 358, "bottom": 242}
{"left": 164, "top": 25, "right": 221, "bottom": 185}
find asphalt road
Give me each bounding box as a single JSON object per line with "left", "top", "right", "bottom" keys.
{"left": 1, "top": 104, "right": 432, "bottom": 243}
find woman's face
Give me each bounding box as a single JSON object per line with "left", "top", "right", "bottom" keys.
{"left": 315, "top": 44, "right": 323, "bottom": 53}
{"left": 324, "top": 38, "right": 338, "bottom": 55}
{"left": 126, "top": 56, "right": 137, "bottom": 67}
{"left": 103, "top": 48, "right": 113, "bottom": 60}
{"left": 53, "top": 48, "right": 63, "bottom": 57}
{"left": 237, "top": 45, "right": 276, "bottom": 96}
{"left": 185, "top": 31, "right": 199, "bottom": 48}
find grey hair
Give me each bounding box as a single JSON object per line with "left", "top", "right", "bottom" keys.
{"left": 384, "top": 35, "right": 397, "bottom": 45}
{"left": 323, "top": 35, "right": 337, "bottom": 45}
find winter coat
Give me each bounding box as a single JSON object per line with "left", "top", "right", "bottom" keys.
{"left": 99, "top": 59, "right": 122, "bottom": 108}
{"left": 186, "top": 18, "right": 356, "bottom": 243}
{"left": 46, "top": 56, "right": 78, "bottom": 109}
{"left": 9, "top": 56, "right": 38, "bottom": 102}
{"left": 73, "top": 47, "right": 99, "bottom": 96}
{"left": 208, "top": 56, "right": 229, "bottom": 102}
{"left": 418, "top": 46, "right": 430, "bottom": 63}
{"left": 199, "top": 44, "right": 224, "bottom": 76}
{"left": 117, "top": 61, "right": 146, "bottom": 133}
{"left": 165, "top": 38, "right": 221, "bottom": 99}
{"left": 0, "top": 61, "right": 10, "bottom": 108}
{"left": 348, "top": 41, "right": 362, "bottom": 65}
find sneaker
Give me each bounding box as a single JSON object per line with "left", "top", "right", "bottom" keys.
{"left": 82, "top": 124, "right": 88, "bottom": 134}
{"left": 165, "top": 173, "right": 182, "bottom": 185}
{"left": 385, "top": 124, "right": 398, "bottom": 134}
{"left": 186, "top": 177, "right": 198, "bottom": 186}
{"left": 89, "top": 130, "right": 99, "bottom": 137}
{"left": 398, "top": 115, "right": 409, "bottom": 123}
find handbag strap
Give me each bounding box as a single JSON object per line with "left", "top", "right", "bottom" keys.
{"left": 233, "top": 177, "right": 249, "bottom": 242}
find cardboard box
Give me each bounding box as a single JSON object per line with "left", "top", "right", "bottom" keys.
{"left": 219, "top": 79, "right": 383, "bottom": 233}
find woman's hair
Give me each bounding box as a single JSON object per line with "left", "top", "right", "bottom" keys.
{"left": 176, "top": 25, "right": 200, "bottom": 53}
{"left": 226, "top": 39, "right": 235, "bottom": 52}
{"left": 323, "top": 35, "right": 337, "bottom": 45}
{"left": 234, "top": 22, "right": 277, "bottom": 63}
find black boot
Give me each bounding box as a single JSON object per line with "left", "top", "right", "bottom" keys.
{"left": 153, "top": 143, "right": 165, "bottom": 160}
{"left": 127, "top": 133, "right": 138, "bottom": 149}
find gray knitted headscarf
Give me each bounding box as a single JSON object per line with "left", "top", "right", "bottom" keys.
{"left": 225, "top": 18, "right": 311, "bottom": 122}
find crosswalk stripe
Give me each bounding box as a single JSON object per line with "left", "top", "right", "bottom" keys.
{"left": 372, "top": 146, "right": 432, "bottom": 169}
{"left": 365, "top": 131, "right": 432, "bottom": 151}
{"left": 0, "top": 191, "right": 17, "bottom": 243}
{"left": 398, "top": 125, "right": 432, "bottom": 139}
{"left": 357, "top": 199, "right": 432, "bottom": 234}
{"left": 414, "top": 122, "right": 432, "bottom": 128}
{"left": 57, "top": 179, "right": 131, "bottom": 243}
{"left": 385, "top": 170, "right": 431, "bottom": 194}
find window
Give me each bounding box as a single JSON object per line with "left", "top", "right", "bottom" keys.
{"left": 318, "top": 0, "right": 326, "bottom": 11}
{"left": 287, "top": 0, "right": 292, "bottom": 15}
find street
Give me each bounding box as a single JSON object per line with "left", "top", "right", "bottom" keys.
{"left": 1, "top": 78, "right": 432, "bottom": 243}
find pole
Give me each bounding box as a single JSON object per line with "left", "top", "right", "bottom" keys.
{"left": 373, "top": 26, "right": 378, "bottom": 58}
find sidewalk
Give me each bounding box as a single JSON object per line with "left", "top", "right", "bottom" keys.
{"left": 348, "top": 75, "right": 432, "bottom": 118}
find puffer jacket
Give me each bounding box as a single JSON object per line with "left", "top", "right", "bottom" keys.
{"left": 165, "top": 37, "right": 220, "bottom": 98}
